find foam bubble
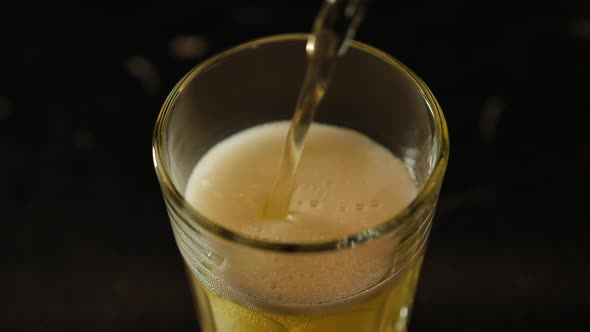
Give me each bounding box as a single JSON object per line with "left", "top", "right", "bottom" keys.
{"left": 355, "top": 202, "right": 365, "bottom": 211}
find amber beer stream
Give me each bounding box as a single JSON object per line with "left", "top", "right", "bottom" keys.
{"left": 153, "top": 35, "right": 449, "bottom": 332}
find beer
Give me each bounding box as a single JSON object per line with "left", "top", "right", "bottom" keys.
{"left": 181, "top": 121, "right": 423, "bottom": 331}
{"left": 188, "top": 259, "right": 422, "bottom": 331}
{"left": 263, "top": 0, "right": 368, "bottom": 218}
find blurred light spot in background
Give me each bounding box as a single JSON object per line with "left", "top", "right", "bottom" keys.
{"left": 479, "top": 95, "right": 505, "bottom": 143}
{"left": 232, "top": 5, "right": 272, "bottom": 26}
{"left": 169, "top": 35, "right": 209, "bottom": 59}
{"left": 125, "top": 56, "right": 160, "bottom": 93}
{"left": 571, "top": 18, "right": 590, "bottom": 40}
{"left": 74, "top": 130, "right": 94, "bottom": 150}
{"left": 0, "top": 96, "right": 13, "bottom": 120}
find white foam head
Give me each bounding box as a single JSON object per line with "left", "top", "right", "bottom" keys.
{"left": 184, "top": 121, "right": 417, "bottom": 309}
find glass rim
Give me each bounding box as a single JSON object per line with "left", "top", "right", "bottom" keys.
{"left": 152, "top": 33, "right": 449, "bottom": 253}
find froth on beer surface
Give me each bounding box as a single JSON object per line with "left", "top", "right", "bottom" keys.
{"left": 184, "top": 121, "right": 417, "bottom": 307}
{"left": 186, "top": 121, "right": 417, "bottom": 242}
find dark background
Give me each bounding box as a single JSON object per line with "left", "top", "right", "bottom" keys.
{"left": 1, "top": 1, "right": 589, "bottom": 331}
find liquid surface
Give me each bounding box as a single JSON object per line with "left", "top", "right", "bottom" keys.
{"left": 186, "top": 121, "right": 417, "bottom": 244}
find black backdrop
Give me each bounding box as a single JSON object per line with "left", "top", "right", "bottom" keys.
{"left": 1, "top": 1, "right": 589, "bottom": 331}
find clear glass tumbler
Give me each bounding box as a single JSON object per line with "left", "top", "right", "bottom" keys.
{"left": 153, "top": 34, "right": 449, "bottom": 332}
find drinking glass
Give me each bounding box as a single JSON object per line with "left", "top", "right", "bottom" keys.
{"left": 153, "top": 34, "right": 449, "bottom": 332}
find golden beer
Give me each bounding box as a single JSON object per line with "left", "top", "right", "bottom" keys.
{"left": 153, "top": 35, "right": 448, "bottom": 332}
{"left": 188, "top": 257, "right": 423, "bottom": 332}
